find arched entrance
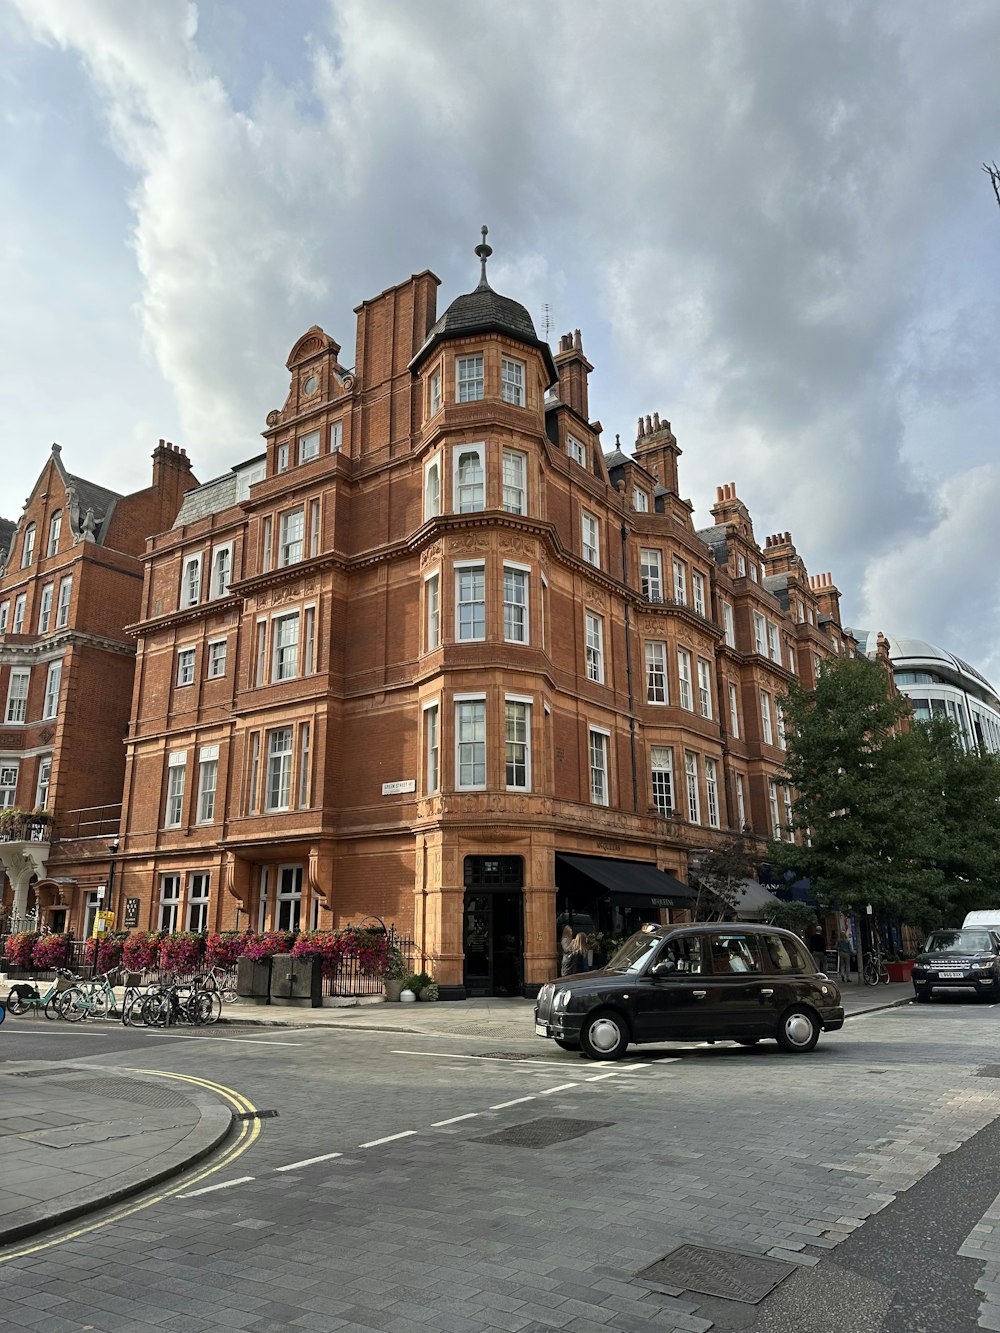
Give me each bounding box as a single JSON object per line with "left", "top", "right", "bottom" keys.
{"left": 462, "top": 856, "right": 524, "bottom": 997}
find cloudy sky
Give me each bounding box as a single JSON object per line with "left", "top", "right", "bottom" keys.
{"left": 2, "top": 1, "right": 999, "bottom": 679}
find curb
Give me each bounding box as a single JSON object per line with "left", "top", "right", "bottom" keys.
{"left": 843, "top": 995, "right": 913, "bottom": 1019}
{"left": 0, "top": 1078, "right": 235, "bottom": 1249}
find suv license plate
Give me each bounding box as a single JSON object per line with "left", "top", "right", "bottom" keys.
{"left": 938, "top": 970, "right": 963, "bottom": 978}
{"left": 534, "top": 1022, "right": 547, "bottom": 1036}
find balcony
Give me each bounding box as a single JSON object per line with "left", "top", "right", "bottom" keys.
{"left": 0, "top": 812, "right": 53, "bottom": 844}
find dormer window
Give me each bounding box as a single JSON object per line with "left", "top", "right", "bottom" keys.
{"left": 457, "top": 355, "right": 484, "bottom": 403}
{"left": 633, "top": 488, "right": 648, "bottom": 512}
{"left": 298, "top": 430, "right": 320, "bottom": 464}
{"left": 567, "top": 436, "right": 585, "bottom": 466}
{"left": 501, "top": 357, "right": 525, "bottom": 406}
{"left": 236, "top": 460, "right": 266, "bottom": 502}
{"left": 181, "top": 554, "right": 203, "bottom": 608}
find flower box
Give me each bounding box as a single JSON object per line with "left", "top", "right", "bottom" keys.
{"left": 887, "top": 960, "right": 914, "bottom": 983}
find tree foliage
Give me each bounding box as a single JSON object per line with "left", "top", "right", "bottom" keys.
{"left": 689, "top": 834, "right": 760, "bottom": 919}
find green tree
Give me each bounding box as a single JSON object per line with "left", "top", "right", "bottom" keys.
{"left": 689, "top": 834, "right": 760, "bottom": 919}
{"left": 766, "top": 656, "right": 943, "bottom": 918}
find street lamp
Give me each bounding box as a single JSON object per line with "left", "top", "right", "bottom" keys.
{"left": 107, "top": 838, "right": 120, "bottom": 923}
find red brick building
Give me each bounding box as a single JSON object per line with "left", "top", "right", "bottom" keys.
{"left": 115, "top": 238, "right": 850, "bottom": 996}
{"left": 0, "top": 442, "right": 196, "bottom": 935}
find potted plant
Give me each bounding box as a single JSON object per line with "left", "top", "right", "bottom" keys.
{"left": 886, "top": 955, "right": 915, "bottom": 983}
{"left": 404, "top": 971, "right": 435, "bottom": 1000}
{"left": 382, "top": 945, "right": 407, "bottom": 1002}
{"left": 418, "top": 980, "right": 439, "bottom": 1002}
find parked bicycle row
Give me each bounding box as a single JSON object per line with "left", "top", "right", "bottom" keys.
{"left": 3, "top": 964, "right": 238, "bottom": 1025}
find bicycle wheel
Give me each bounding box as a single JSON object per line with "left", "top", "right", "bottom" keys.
{"left": 221, "top": 984, "right": 238, "bottom": 1005}
{"left": 5, "top": 991, "right": 29, "bottom": 1016}
{"left": 0, "top": 1001, "right": 5, "bottom": 1024}
{"left": 862, "top": 957, "right": 880, "bottom": 987}
{"left": 141, "top": 992, "right": 172, "bottom": 1027}
{"left": 45, "top": 996, "right": 64, "bottom": 1020}
{"left": 58, "top": 988, "right": 89, "bottom": 1022}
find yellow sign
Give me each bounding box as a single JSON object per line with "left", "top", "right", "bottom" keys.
{"left": 92, "top": 910, "right": 116, "bottom": 937}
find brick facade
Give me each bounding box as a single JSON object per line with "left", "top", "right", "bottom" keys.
{"left": 114, "top": 244, "right": 851, "bottom": 996}
{"left": 0, "top": 441, "right": 196, "bottom": 932}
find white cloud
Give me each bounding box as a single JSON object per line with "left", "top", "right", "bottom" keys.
{"left": 3, "top": 0, "right": 1000, "bottom": 677}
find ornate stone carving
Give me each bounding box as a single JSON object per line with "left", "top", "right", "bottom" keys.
{"left": 420, "top": 542, "right": 443, "bottom": 568}
{"left": 266, "top": 410, "right": 281, "bottom": 426}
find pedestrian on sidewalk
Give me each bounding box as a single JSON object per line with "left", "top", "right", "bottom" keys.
{"left": 837, "top": 932, "right": 853, "bottom": 983}
{"left": 809, "top": 923, "right": 826, "bottom": 973}
{"left": 563, "top": 933, "right": 591, "bottom": 976}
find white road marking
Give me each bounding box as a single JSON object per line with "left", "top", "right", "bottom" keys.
{"left": 585, "top": 1072, "right": 622, "bottom": 1081}
{"left": 177, "top": 1176, "right": 255, "bottom": 1198}
{"left": 390, "top": 1049, "right": 573, "bottom": 1068}
{"left": 539, "top": 1083, "right": 578, "bottom": 1094}
{"left": 489, "top": 1096, "right": 536, "bottom": 1109}
{"left": 0, "top": 1025, "right": 302, "bottom": 1046}
{"left": 432, "top": 1113, "right": 480, "bottom": 1126}
{"left": 274, "top": 1152, "right": 343, "bottom": 1173}
{"left": 358, "top": 1130, "right": 417, "bottom": 1148}
{"left": 150, "top": 1033, "right": 305, "bottom": 1046}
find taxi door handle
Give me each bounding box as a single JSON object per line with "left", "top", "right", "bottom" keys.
{"left": 759, "top": 988, "right": 774, "bottom": 996}
{"left": 692, "top": 990, "right": 707, "bottom": 999}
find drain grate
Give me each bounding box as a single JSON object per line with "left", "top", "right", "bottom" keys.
{"left": 233, "top": 1109, "right": 279, "bottom": 1121}
{"left": 978, "top": 1066, "right": 1000, "bottom": 1078}
{"left": 637, "top": 1245, "right": 795, "bottom": 1304}
{"left": 35, "top": 1078, "right": 190, "bottom": 1110}
{"left": 475, "top": 1116, "right": 611, "bottom": 1149}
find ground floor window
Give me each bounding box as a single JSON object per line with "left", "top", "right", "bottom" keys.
{"left": 159, "top": 874, "right": 181, "bottom": 932}
{"left": 187, "top": 872, "right": 210, "bottom": 932}
{"left": 257, "top": 863, "right": 303, "bottom": 933}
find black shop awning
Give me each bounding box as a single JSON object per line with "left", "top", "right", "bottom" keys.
{"left": 556, "top": 853, "right": 695, "bottom": 908}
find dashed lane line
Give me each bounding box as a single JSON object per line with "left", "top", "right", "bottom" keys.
{"left": 489, "top": 1096, "right": 536, "bottom": 1110}
{"left": 177, "top": 1176, "right": 256, "bottom": 1198}
{"left": 358, "top": 1130, "right": 418, "bottom": 1148}
{"left": 538, "top": 1082, "right": 578, "bottom": 1095}
{"left": 274, "top": 1152, "right": 343, "bottom": 1172}
{"left": 431, "top": 1113, "right": 480, "bottom": 1126}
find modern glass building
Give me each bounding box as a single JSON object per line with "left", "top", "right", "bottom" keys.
{"left": 849, "top": 629, "right": 1000, "bottom": 754}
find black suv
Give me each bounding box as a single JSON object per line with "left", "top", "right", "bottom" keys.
{"left": 911, "top": 928, "right": 1000, "bottom": 1001}
{"left": 534, "top": 922, "right": 844, "bottom": 1060}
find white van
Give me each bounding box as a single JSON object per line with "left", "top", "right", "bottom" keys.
{"left": 962, "top": 910, "right": 1000, "bottom": 933}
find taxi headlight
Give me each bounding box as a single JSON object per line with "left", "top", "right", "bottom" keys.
{"left": 553, "top": 989, "right": 571, "bottom": 1011}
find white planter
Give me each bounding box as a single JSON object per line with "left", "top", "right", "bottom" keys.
{"left": 399, "top": 988, "right": 417, "bottom": 1003}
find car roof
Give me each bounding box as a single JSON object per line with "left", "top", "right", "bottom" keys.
{"left": 641, "top": 922, "right": 802, "bottom": 938}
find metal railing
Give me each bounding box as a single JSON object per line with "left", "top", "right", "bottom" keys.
{"left": 0, "top": 815, "right": 53, "bottom": 843}
{"left": 323, "top": 930, "right": 415, "bottom": 997}
{"left": 0, "top": 936, "right": 93, "bottom": 982}
{"left": 53, "top": 804, "right": 122, "bottom": 841}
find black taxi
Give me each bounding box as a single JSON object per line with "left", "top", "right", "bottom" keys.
{"left": 534, "top": 922, "right": 844, "bottom": 1059}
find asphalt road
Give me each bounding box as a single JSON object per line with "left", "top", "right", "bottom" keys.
{"left": 3, "top": 999, "right": 1000, "bottom": 1333}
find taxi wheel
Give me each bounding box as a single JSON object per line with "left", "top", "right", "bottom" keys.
{"left": 554, "top": 1038, "right": 580, "bottom": 1051}
{"left": 775, "top": 1007, "right": 820, "bottom": 1053}
{"left": 580, "top": 1009, "right": 630, "bottom": 1061}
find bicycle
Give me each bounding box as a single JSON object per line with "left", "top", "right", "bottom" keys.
{"left": 140, "top": 980, "right": 221, "bottom": 1028}
{"left": 192, "top": 965, "right": 238, "bottom": 1004}
{"left": 54, "top": 970, "right": 122, "bottom": 1021}
{"left": 5, "top": 969, "right": 81, "bottom": 1019}
{"left": 862, "top": 949, "right": 890, "bottom": 986}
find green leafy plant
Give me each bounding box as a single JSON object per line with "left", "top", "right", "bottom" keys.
{"left": 383, "top": 945, "right": 408, "bottom": 981}
{"left": 403, "top": 971, "right": 432, "bottom": 994}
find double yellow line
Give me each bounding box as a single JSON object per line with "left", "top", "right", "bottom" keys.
{"left": 0, "top": 1069, "right": 261, "bottom": 1264}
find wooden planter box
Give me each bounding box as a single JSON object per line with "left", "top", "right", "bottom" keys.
{"left": 887, "top": 960, "right": 914, "bottom": 983}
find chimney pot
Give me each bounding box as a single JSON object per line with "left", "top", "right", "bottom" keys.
{"left": 716, "top": 486, "right": 724, "bottom": 502}
{"left": 637, "top": 416, "right": 645, "bottom": 437}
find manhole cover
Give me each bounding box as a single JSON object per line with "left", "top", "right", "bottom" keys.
{"left": 637, "top": 1245, "right": 795, "bottom": 1304}
{"left": 979, "top": 1066, "right": 1000, "bottom": 1078}
{"left": 475, "top": 1116, "right": 611, "bottom": 1149}
{"left": 476, "top": 1051, "right": 558, "bottom": 1061}
{"left": 8, "top": 1069, "right": 68, "bottom": 1078}
{"left": 37, "top": 1078, "right": 190, "bottom": 1110}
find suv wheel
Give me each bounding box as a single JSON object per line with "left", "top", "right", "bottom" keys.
{"left": 580, "top": 1009, "right": 630, "bottom": 1061}
{"left": 775, "top": 1006, "right": 820, "bottom": 1053}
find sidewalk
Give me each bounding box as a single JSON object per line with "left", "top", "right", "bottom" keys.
{"left": 0, "top": 1061, "right": 233, "bottom": 1247}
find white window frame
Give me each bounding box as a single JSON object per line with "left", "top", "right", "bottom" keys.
{"left": 504, "top": 696, "right": 531, "bottom": 791}
{"left": 176, "top": 647, "right": 196, "bottom": 686}
{"left": 677, "top": 648, "right": 693, "bottom": 711}
{"left": 566, "top": 435, "right": 585, "bottom": 466}
{"left": 46, "top": 510, "right": 61, "bottom": 557}
{"left": 207, "top": 639, "right": 227, "bottom": 679}
{"left": 5, "top": 668, "right": 29, "bottom": 724}
{"left": 502, "top": 448, "right": 526, "bottom": 514}
{"left": 298, "top": 428, "right": 321, "bottom": 464}
{"left": 0, "top": 601, "right": 8, "bottom": 633}
{"left": 783, "top": 785, "right": 795, "bottom": 841}
{"left": 303, "top": 605, "right": 316, "bottom": 674}
{"left": 455, "top": 563, "right": 486, "bottom": 642}
{"left": 276, "top": 441, "right": 290, "bottom": 473}
{"left": 650, "top": 746, "right": 673, "bottom": 816}
{"left": 722, "top": 601, "right": 735, "bottom": 648}
{"left": 761, "top": 690, "right": 774, "bottom": 745}
{"left": 236, "top": 460, "right": 266, "bottom": 502}
{"left": 503, "top": 565, "right": 529, "bottom": 644}
{"left": 309, "top": 498, "right": 321, "bottom": 557}
{"left": 645, "top": 640, "right": 668, "bottom": 704}
{"left": 776, "top": 699, "right": 787, "bottom": 751}
{"left": 684, "top": 751, "right": 700, "bottom": 824}
{"left": 261, "top": 516, "right": 273, "bottom": 573}
{"left": 769, "top": 781, "right": 781, "bottom": 837}
{"left": 728, "top": 681, "right": 740, "bottom": 738}
{"left": 697, "top": 658, "right": 713, "bottom": 718}
{"left": 767, "top": 621, "right": 781, "bottom": 664}
{"left": 582, "top": 512, "right": 600, "bottom": 567}
{"left": 737, "top": 554, "right": 747, "bottom": 577}
{"left": 585, "top": 611, "right": 604, "bottom": 684}
{"left": 425, "top": 570, "right": 440, "bottom": 651}
{"left": 429, "top": 369, "right": 442, "bottom": 416}
{"left": 705, "top": 757, "right": 720, "bottom": 829}
{"left": 423, "top": 701, "right": 440, "bottom": 794}
{"left": 275, "top": 865, "right": 303, "bottom": 933}
{"left": 211, "top": 543, "right": 233, "bottom": 599}
{"left": 272, "top": 612, "right": 300, "bottom": 681}
{"left": 181, "top": 553, "right": 203, "bottom": 608}
{"left": 424, "top": 455, "right": 441, "bottom": 521}
{"left": 736, "top": 773, "right": 747, "bottom": 828}
{"left": 279, "top": 508, "right": 305, "bottom": 566}
{"left": 455, "top": 696, "right": 487, "bottom": 791}
{"left": 692, "top": 571, "right": 706, "bottom": 616}
{"left": 640, "top": 548, "right": 663, "bottom": 601}
{"left": 197, "top": 745, "right": 219, "bottom": 824}
{"left": 633, "top": 488, "right": 648, "bottom": 512}
{"left": 753, "top": 611, "right": 767, "bottom": 655}
{"left": 254, "top": 620, "right": 267, "bottom": 686}
{"left": 672, "top": 557, "right": 687, "bottom": 604}
{"left": 750, "top": 562, "right": 759, "bottom": 582}
{"left": 21, "top": 522, "right": 35, "bottom": 567}
{"left": 37, "top": 583, "right": 53, "bottom": 634}
{"left": 501, "top": 356, "right": 525, "bottom": 406}
{"left": 43, "top": 660, "right": 61, "bottom": 719}
{"left": 330, "top": 420, "right": 343, "bottom": 453}
{"left": 12, "top": 594, "right": 25, "bottom": 634}
{"left": 0, "top": 762, "right": 18, "bottom": 809}
{"left": 297, "top": 721, "right": 312, "bottom": 808}
{"left": 165, "top": 753, "right": 186, "bottom": 828}
{"left": 265, "top": 728, "right": 294, "bottom": 812}
{"left": 187, "top": 872, "right": 210, "bottom": 932}
{"left": 453, "top": 443, "right": 486, "bottom": 513}
{"left": 457, "top": 354, "right": 484, "bottom": 403}
{"left": 35, "top": 755, "right": 51, "bottom": 810}
{"left": 589, "top": 727, "right": 610, "bottom": 806}
{"left": 159, "top": 875, "right": 181, "bottom": 932}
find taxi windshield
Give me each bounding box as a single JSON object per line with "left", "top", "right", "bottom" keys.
{"left": 605, "top": 932, "right": 661, "bottom": 974}
{"left": 923, "top": 930, "right": 993, "bottom": 954}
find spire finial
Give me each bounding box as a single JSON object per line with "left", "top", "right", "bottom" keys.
{"left": 475, "top": 224, "right": 493, "bottom": 288}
